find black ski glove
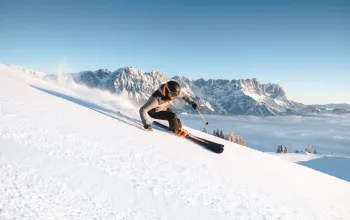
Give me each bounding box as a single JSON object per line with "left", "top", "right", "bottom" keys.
{"left": 144, "top": 124, "right": 152, "bottom": 131}
{"left": 192, "top": 102, "right": 198, "bottom": 110}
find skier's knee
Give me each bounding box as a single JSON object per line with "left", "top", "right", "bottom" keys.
{"left": 169, "top": 112, "right": 177, "bottom": 120}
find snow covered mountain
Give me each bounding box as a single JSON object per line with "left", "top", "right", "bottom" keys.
{"left": 50, "top": 67, "right": 312, "bottom": 116}
{"left": 45, "top": 67, "right": 168, "bottom": 104}
{"left": 192, "top": 78, "right": 309, "bottom": 116}
{"left": 307, "top": 104, "right": 350, "bottom": 114}
{"left": 15, "top": 65, "right": 350, "bottom": 116}
{"left": 1, "top": 64, "right": 350, "bottom": 219}
{"left": 309, "top": 103, "right": 350, "bottom": 110}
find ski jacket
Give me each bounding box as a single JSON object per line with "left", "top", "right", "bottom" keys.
{"left": 139, "top": 84, "right": 194, "bottom": 126}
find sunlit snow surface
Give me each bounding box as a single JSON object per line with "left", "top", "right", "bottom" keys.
{"left": 1, "top": 64, "right": 350, "bottom": 219}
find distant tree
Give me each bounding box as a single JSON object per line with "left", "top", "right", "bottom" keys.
{"left": 219, "top": 129, "right": 225, "bottom": 139}
{"left": 212, "top": 128, "right": 246, "bottom": 146}
{"left": 305, "top": 146, "right": 313, "bottom": 153}
{"left": 313, "top": 149, "right": 318, "bottom": 154}
{"left": 295, "top": 149, "right": 300, "bottom": 153}
{"left": 225, "top": 132, "right": 234, "bottom": 142}
{"left": 276, "top": 145, "right": 283, "bottom": 153}
{"left": 213, "top": 129, "right": 219, "bottom": 137}
{"left": 277, "top": 145, "right": 288, "bottom": 153}
{"left": 225, "top": 132, "right": 246, "bottom": 146}
{"left": 212, "top": 128, "right": 224, "bottom": 138}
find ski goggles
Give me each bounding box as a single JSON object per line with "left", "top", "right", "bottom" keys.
{"left": 166, "top": 86, "right": 179, "bottom": 97}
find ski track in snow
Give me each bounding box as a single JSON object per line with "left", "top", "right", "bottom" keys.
{"left": 1, "top": 65, "right": 350, "bottom": 219}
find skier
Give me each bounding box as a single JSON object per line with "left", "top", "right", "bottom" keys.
{"left": 139, "top": 80, "right": 198, "bottom": 137}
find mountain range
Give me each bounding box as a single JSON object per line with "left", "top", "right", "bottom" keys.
{"left": 10, "top": 65, "right": 350, "bottom": 116}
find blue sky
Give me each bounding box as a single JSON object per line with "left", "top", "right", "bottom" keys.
{"left": 0, "top": 0, "right": 349, "bottom": 104}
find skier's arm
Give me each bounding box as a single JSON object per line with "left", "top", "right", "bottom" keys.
{"left": 178, "top": 91, "right": 194, "bottom": 105}
{"left": 139, "top": 97, "right": 159, "bottom": 125}
{"left": 179, "top": 91, "right": 198, "bottom": 109}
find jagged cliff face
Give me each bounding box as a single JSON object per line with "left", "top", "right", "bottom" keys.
{"left": 63, "top": 67, "right": 308, "bottom": 116}
{"left": 113, "top": 68, "right": 168, "bottom": 104}
{"left": 191, "top": 78, "right": 308, "bottom": 116}
{"left": 70, "top": 67, "right": 167, "bottom": 104}
{"left": 38, "top": 66, "right": 347, "bottom": 116}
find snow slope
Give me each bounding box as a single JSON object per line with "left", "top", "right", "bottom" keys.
{"left": 9, "top": 65, "right": 47, "bottom": 79}
{"left": 271, "top": 152, "right": 321, "bottom": 163}
{"left": 272, "top": 153, "right": 350, "bottom": 182}
{"left": 1, "top": 64, "right": 350, "bottom": 219}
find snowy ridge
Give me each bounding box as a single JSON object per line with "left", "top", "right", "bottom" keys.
{"left": 1, "top": 64, "right": 350, "bottom": 219}
{"left": 113, "top": 68, "right": 168, "bottom": 104}
{"left": 5, "top": 65, "right": 350, "bottom": 116}
{"left": 9, "top": 65, "right": 47, "bottom": 79}
{"left": 64, "top": 67, "right": 306, "bottom": 116}
{"left": 63, "top": 67, "right": 327, "bottom": 116}
{"left": 192, "top": 78, "right": 306, "bottom": 116}
{"left": 307, "top": 104, "right": 350, "bottom": 114}
{"left": 309, "top": 103, "right": 350, "bottom": 110}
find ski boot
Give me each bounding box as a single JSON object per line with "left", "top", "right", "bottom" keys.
{"left": 175, "top": 128, "right": 188, "bottom": 137}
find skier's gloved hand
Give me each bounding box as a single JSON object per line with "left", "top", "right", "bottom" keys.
{"left": 192, "top": 103, "right": 198, "bottom": 110}
{"left": 144, "top": 124, "right": 152, "bottom": 131}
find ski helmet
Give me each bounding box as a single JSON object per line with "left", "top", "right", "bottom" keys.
{"left": 166, "top": 81, "right": 181, "bottom": 96}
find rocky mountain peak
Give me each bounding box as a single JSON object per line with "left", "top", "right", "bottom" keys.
{"left": 9, "top": 64, "right": 348, "bottom": 116}
{"left": 264, "top": 83, "right": 287, "bottom": 99}
{"left": 38, "top": 65, "right": 346, "bottom": 116}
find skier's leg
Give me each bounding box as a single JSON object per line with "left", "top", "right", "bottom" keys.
{"left": 148, "top": 109, "right": 182, "bottom": 132}
{"left": 148, "top": 109, "right": 175, "bottom": 120}
{"left": 164, "top": 109, "right": 182, "bottom": 132}
{"left": 171, "top": 117, "right": 182, "bottom": 132}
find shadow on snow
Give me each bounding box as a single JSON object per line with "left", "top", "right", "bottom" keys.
{"left": 30, "top": 85, "right": 144, "bottom": 131}
{"left": 299, "top": 156, "right": 350, "bottom": 182}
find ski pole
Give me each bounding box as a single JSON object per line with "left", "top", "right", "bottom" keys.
{"left": 197, "top": 109, "right": 209, "bottom": 125}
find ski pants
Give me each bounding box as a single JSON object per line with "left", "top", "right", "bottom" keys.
{"left": 148, "top": 108, "right": 182, "bottom": 132}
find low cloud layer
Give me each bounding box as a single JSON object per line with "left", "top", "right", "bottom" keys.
{"left": 180, "top": 114, "right": 350, "bottom": 156}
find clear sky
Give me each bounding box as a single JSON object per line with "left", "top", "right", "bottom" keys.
{"left": 0, "top": 0, "right": 349, "bottom": 104}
